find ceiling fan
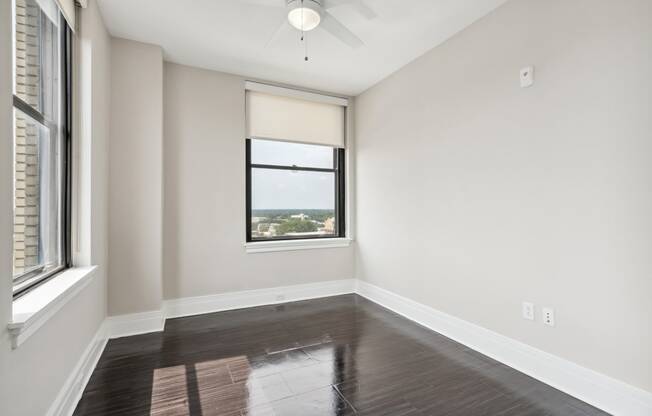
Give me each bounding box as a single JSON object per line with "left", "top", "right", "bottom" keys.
{"left": 249, "top": 0, "right": 376, "bottom": 57}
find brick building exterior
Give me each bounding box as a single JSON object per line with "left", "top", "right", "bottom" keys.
{"left": 13, "top": 0, "right": 41, "bottom": 275}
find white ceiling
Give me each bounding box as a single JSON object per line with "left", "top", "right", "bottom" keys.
{"left": 97, "top": 0, "right": 508, "bottom": 96}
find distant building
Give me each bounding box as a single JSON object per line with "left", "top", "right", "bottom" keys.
{"left": 13, "top": 0, "right": 40, "bottom": 275}
{"left": 268, "top": 223, "right": 280, "bottom": 236}
{"left": 323, "top": 217, "right": 335, "bottom": 233}
{"left": 290, "top": 213, "right": 310, "bottom": 220}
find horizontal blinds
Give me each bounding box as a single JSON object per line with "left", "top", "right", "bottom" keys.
{"left": 245, "top": 83, "right": 347, "bottom": 148}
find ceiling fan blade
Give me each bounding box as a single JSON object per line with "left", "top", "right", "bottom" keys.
{"left": 325, "top": 0, "right": 377, "bottom": 19}
{"left": 320, "top": 11, "right": 364, "bottom": 48}
{"left": 265, "top": 19, "right": 291, "bottom": 48}
{"left": 240, "top": 0, "right": 284, "bottom": 7}
{"left": 325, "top": 0, "right": 356, "bottom": 6}
{"left": 351, "top": 1, "right": 376, "bottom": 19}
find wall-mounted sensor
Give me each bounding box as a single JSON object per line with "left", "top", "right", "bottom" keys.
{"left": 520, "top": 66, "right": 534, "bottom": 88}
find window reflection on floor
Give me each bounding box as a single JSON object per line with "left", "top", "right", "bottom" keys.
{"left": 148, "top": 343, "right": 352, "bottom": 415}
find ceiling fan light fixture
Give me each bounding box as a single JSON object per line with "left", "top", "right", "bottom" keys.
{"left": 287, "top": 0, "right": 321, "bottom": 31}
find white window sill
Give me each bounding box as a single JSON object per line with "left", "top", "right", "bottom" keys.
{"left": 245, "top": 238, "right": 352, "bottom": 254}
{"left": 8, "top": 265, "right": 98, "bottom": 349}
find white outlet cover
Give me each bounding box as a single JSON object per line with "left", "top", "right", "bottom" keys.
{"left": 542, "top": 307, "right": 555, "bottom": 326}
{"left": 522, "top": 302, "right": 534, "bottom": 321}
{"left": 520, "top": 66, "right": 534, "bottom": 88}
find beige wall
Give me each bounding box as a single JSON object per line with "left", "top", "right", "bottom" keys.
{"left": 108, "top": 38, "right": 164, "bottom": 315}
{"left": 0, "top": 0, "right": 15, "bottom": 407}
{"left": 355, "top": 0, "right": 652, "bottom": 392}
{"left": 0, "top": 1, "right": 111, "bottom": 415}
{"left": 163, "top": 63, "right": 354, "bottom": 299}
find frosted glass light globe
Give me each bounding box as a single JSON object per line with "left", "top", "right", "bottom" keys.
{"left": 288, "top": 6, "right": 321, "bottom": 31}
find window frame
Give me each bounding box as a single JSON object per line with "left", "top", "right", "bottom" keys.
{"left": 12, "top": 9, "right": 73, "bottom": 298}
{"left": 245, "top": 138, "right": 346, "bottom": 243}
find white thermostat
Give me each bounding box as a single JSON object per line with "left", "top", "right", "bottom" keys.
{"left": 520, "top": 66, "right": 534, "bottom": 88}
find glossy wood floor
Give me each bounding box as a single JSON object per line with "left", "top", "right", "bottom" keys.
{"left": 74, "top": 295, "right": 610, "bottom": 416}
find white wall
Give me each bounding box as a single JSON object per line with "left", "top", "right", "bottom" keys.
{"left": 0, "top": 0, "right": 13, "bottom": 344}
{"left": 355, "top": 0, "right": 652, "bottom": 393}
{"left": 0, "top": 1, "right": 111, "bottom": 415}
{"left": 77, "top": 0, "right": 111, "bottom": 271}
{"left": 108, "top": 38, "right": 164, "bottom": 315}
{"left": 0, "top": 277, "right": 106, "bottom": 416}
{"left": 163, "top": 63, "right": 354, "bottom": 299}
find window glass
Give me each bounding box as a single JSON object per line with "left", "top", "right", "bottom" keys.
{"left": 251, "top": 139, "right": 334, "bottom": 169}
{"left": 12, "top": 0, "right": 67, "bottom": 295}
{"left": 251, "top": 168, "right": 337, "bottom": 239}
{"left": 14, "top": 0, "right": 61, "bottom": 120}
{"left": 13, "top": 108, "right": 63, "bottom": 279}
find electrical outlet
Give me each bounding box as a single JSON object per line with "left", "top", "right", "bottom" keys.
{"left": 542, "top": 307, "right": 555, "bottom": 326}
{"left": 522, "top": 302, "right": 534, "bottom": 321}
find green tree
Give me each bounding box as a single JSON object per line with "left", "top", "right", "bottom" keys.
{"left": 277, "top": 218, "right": 318, "bottom": 235}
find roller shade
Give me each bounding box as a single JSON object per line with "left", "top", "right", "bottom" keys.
{"left": 56, "top": 0, "right": 75, "bottom": 30}
{"left": 245, "top": 82, "right": 347, "bottom": 148}
{"left": 37, "top": 0, "right": 76, "bottom": 31}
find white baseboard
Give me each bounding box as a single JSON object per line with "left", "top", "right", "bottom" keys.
{"left": 103, "top": 280, "right": 356, "bottom": 338}
{"left": 355, "top": 280, "right": 652, "bottom": 416}
{"left": 106, "top": 310, "right": 165, "bottom": 339}
{"left": 164, "top": 279, "right": 356, "bottom": 319}
{"left": 46, "top": 321, "right": 108, "bottom": 416}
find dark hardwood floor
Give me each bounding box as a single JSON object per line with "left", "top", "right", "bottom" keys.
{"left": 74, "top": 294, "right": 609, "bottom": 416}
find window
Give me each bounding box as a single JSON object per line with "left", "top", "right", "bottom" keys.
{"left": 246, "top": 139, "right": 346, "bottom": 241}
{"left": 244, "top": 82, "right": 348, "bottom": 244}
{"left": 12, "top": 0, "right": 72, "bottom": 297}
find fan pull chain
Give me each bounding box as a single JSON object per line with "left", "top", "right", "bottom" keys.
{"left": 300, "top": 0, "right": 308, "bottom": 61}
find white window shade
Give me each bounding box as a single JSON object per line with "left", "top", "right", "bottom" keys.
{"left": 35, "top": 0, "right": 60, "bottom": 24}
{"left": 245, "top": 86, "right": 346, "bottom": 148}
{"left": 37, "top": 0, "right": 75, "bottom": 31}
{"left": 57, "top": 0, "right": 75, "bottom": 30}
